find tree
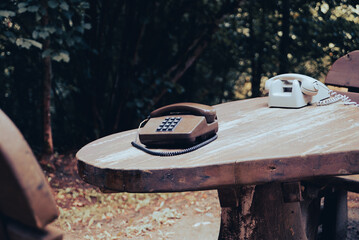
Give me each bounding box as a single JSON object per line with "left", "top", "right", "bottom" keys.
{"left": 73, "top": 0, "right": 243, "bottom": 138}
{"left": 0, "top": 0, "right": 89, "bottom": 158}
{"left": 213, "top": 0, "right": 359, "bottom": 99}
{"left": 41, "top": 0, "right": 53, "bottom": 156}
{"left": 1, "top": 0, "right": 359, "bottom": 153}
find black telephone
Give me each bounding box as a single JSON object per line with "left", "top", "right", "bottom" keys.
{"left": 131, "top": 102, "right": 218, "bottom": 156}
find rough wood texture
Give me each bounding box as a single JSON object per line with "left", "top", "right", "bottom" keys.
{"left": 334, "top": 91, "right": 359, "bottom": 103}
{"left": 325, "top": 50, "right": 359, "bottom": 103}
{"left": 217, "top": 186, "right": 256, "bottom": 239}
{"left": 324, "top": 50, "right": 359, "bottom": 191}
{"left": 0, "top": 110, "right": 59, "bottom": 228}
{"left": 323, "top": 175, "right": 359, "bottom": 193}
{"left": 320, "top": 51, "right": 359, "bottom": 240}
{"left": 77, "top": 97, "right": 359, "bottom": 193}
{"left": 325, "top": 50, "right": 359, "bottom": 89}
{"left": 217, "top": 183, "right": 320, "bottom": 240}
{"left": 282, "top": 181, "right": 303, "bottom": 203}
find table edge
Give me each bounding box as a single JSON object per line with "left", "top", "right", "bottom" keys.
{"left": 77, "top": 149, "right": 359, "bottom": 193}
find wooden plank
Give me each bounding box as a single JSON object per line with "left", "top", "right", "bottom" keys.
{"left": 282, "top": 182, "right": 303, "bottom": 203}
{"left": 318, "top": 175, "right": 359, "bottom": 193}
{"left": 78, "top": 160, "right": 236, "bottom": 192}
{"left": 77, "top": 97, "right": 359, "bottom": 192}
{"left": 325, "top": 50, "right": 359, "bottom": 88}
{"left": 336, "top": 91, "right": 359, "bottom": 103}
{"left": 322, "top": 51, "right": 359, "bottom": 238}
{"left": 0, "top": 110, "right": 58, "bottom": 228}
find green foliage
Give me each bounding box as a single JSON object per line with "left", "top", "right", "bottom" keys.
{"left": 190, "top": 0, "right": 359, "bottom": 99}
{"left": 0, "top": 0, "right": 89, "bottom": 151}
{"left": 1, "top": 0, "right": 89, "bottom": 62}
{"left": 1, "top": 0, "right": 359, "bottom": 151}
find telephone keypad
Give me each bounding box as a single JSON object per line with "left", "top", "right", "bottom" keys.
{"left": 156, "top": 117, "right": 182, "bottom": 132}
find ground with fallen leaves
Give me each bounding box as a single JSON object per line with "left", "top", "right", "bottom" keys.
{"left": 46, "top": 154, "right": 359, "bottom": 240}
{"left": 47, "top": 154, "right": 220, "bottom": 240}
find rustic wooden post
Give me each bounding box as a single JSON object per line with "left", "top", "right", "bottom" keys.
{"left": 217, "top": 182, "right": 320, "bottom": 240}
{"left": 217, "top": 186, "right": 256, "bottom": 239}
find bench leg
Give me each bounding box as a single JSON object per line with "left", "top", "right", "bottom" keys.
{"left": 321, "top": 188, "right": 348, "bottom": 240}
{"left": 217, "top": 183, "right": 320, "bottom": 240}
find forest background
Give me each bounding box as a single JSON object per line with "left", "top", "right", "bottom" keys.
{"left": 1, "top": 0, "right": 359, "bottom": 160}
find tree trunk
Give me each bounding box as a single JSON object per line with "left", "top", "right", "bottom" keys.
{"left": 42, "top": 50, "right": 53, "bottom": 155}
{"left": 151, "top": 0, "right": 243, "bottom": 107}
{"left": 279, "top": 0, "right": 290, "bottom": 74}
{"left": 249, "top": 4, "right": 263, "bottom": 98}
{"left": 41, "top": 0, "right": 54, "bottom": 159}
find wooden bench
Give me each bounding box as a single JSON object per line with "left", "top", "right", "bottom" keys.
{"left": 319, "top": 50, "right": 359, "bottom": 240}
{"left": 325, "top": 50, "right": 359, "bottom": 103}
{"left": 0, "top": 110, "right": 63, "bottom": 240}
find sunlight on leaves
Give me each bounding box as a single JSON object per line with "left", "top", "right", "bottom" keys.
{"left": 52, "top": 51, "right": 70, "bottom": 62}
{"left": 0, "top": 10, "right": 15, "bottom": 17}
{"left": 15, "top": 38, "right": 42, "bottom": 49}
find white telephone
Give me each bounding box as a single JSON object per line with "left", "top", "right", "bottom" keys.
{"left": 264, "top": 73, "right": 331, "bottom": 108}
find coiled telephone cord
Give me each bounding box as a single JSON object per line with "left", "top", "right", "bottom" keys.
{"left": 316, "top": 87, "right": 359, "bottom": 107}
{"left": 131, "top": 134, "right": 218, "bottom": 157}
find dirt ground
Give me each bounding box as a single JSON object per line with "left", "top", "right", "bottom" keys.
{"left": 47, "top": 154, "right": 359, "bottom": 240}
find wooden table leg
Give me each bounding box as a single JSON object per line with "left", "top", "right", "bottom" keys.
{"left": 217, "top": 182, "right": 320, "bottom": 240}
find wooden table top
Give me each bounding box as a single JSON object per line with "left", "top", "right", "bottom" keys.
{"left": 77, "top": 97, "right": 359, "bottom": 193}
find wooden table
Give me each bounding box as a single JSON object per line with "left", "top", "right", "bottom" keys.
{"left": 77, "top": 97, "right": 359, "bottom": 240}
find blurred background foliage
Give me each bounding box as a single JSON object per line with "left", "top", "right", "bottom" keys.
{"left": 0, "top": 0, "right": 359, "bottom": 153}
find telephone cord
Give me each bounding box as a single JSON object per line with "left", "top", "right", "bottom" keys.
{"left": 316, "top": 86, "right": 359, "bottom": 107}
{"left": 131, "top": 134, "right": 218, "bottom": 157}
{"left": 134, "top": 117, "right": 150, "bottom": 144}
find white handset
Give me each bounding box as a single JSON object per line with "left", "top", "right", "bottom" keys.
{"left": 265, "top": 73, "right": 330, "bottom": 108}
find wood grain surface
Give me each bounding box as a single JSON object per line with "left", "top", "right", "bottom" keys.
{"left": 326, "top": 50, "right": 359, "bottom": 89}
{"left": 77, "top": 97, "right": 359, "bottom": 192}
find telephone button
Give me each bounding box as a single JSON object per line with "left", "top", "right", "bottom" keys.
{"left": 156, "top": 116, "right": 182, "bottom": 132}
